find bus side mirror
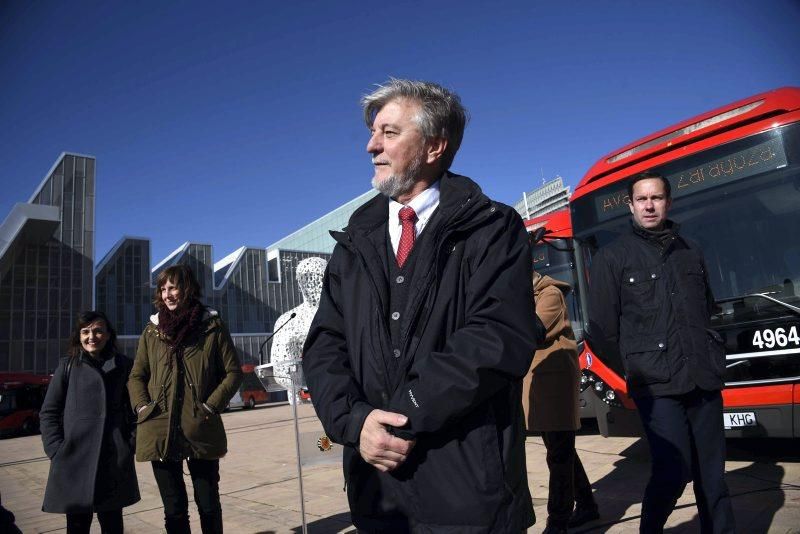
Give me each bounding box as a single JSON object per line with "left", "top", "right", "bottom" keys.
{"left": 531, "top": 227, "right": 547, "bottom": 244}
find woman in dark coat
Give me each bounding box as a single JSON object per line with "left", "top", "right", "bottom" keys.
{"left": 40, "top": 311, "right": 140, "bottom": 534}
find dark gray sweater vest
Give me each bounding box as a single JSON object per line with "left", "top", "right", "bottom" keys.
{"left": 385, "top": 209, "right": 441, "bottom": 375}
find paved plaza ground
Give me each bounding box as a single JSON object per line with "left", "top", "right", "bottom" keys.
{"left": 1, "top": 402, "right": 798, "bottom": 533}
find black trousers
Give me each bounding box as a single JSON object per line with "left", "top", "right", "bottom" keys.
{"left": 152, "top": 458, "right": 222, "bottom": 533}
{"left": 65, "top": 510, "right": 123, "bottom": 534}
{"left": 634, "top": 388, "right": 735, "bottom": 534}
{"left": 541, "top": 431, "right": 594, "bottom": 527}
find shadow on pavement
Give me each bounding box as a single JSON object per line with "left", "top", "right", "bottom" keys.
{"left": 0, "top": 494, "right": 23, "bottom": 534}
{"left": 574, "top": 438, "right": 650, "bottom": 532}
{"left": 666, "top": 438, "right": 795, "bottom": 532}
{"left": 575, "top": 436, "right": 797, "bottom": 533}
{"left": 286, "top": 511, "right": 354, "bottom": 533}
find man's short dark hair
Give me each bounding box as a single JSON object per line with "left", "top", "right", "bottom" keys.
{"left": 627, "top": 171, "right": 672, "bottom": 200}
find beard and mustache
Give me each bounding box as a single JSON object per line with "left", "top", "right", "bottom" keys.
{"left": 371, "top": 149, "right": 425, "bottom": 199}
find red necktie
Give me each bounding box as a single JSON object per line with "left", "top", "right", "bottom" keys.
{"left": 396, "top": 206, "right": 417, "bottom": 268}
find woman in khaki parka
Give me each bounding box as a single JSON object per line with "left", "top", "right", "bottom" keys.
{"left": 523, "top": 271, "right": 598, "bottom": 533}
{"left": 128, "top": 265, "right": 242, "bottom": 534}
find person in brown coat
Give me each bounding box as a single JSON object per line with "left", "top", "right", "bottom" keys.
{"left": 523, "top": 271, "right": 599, "bottom": 533}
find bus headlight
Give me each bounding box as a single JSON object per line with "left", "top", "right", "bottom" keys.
{"left": 581, "top": 369, "right": 623, "bottom": 408}
{"left": 579, "top": 370, "right": 593, "bottom": 392}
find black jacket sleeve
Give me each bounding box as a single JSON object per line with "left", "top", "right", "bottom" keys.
{"left": 302, "top": 249, "right": 374, "bottom": 447}
{"left": 388, "top": 210, "right": 538, "bottom": 437}
{"left": 586, "top": 247, "right": 623, "bottom": 364}
{"left": 40, "top": 358, "right": 68, "bottom": 459}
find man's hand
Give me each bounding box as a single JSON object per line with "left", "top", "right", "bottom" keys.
{"left": 358, "top": 409, "right": 415, "bottom": 472}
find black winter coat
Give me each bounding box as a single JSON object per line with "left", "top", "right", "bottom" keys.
{"left": 587, "top": 222, "right": 726, "bottom": 398}
{"left": 40, "top": 353, "right": 140, "bottom": 513}
{"left": 303, "top": 173, "right": 538, "bottom": 533}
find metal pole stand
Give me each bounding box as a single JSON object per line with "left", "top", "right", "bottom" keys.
{"left": 254, "top": 359, "right": 307, "bottom": 533}
{"left": 288, "top": 361, "right": 308, "bottom": 534}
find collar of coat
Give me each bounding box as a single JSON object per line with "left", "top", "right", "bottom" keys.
{"left": 629, "top": 218, "right": 692, "bottom": 255}
{"left": 334, "top": 171, "right": 495, "bottom": 241}
{"left": 533, "top": 271, "right": 572, "bottom": 297}
{"left": 80, "top": 350, "right": 124, "bottom": 374}
{"left": 149, "top": 307, "right": 219, "bottom": 330}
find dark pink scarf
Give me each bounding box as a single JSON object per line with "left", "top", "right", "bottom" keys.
{"left": 158, "top": 299, "right": 205, "bottom": 349}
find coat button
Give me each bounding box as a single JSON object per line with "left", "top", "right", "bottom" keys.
{"left": 651, "top": 273, "right": 657, "bottom": 279}
{"left": 393, "top": 349, "right": 401, "bottom": 358}
{"left": 391, "top": 312, "right": 400, "bottom": 320}
{"left": 658, "top": 342, "right": 665, "bottom": 349}
{"left": 629, "top": 277, "right": 635, "bottom": 283}
{"left": 396, "top": 276, "right": 404, "bottom": 284}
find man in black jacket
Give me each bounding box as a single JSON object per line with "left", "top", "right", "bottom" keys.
{"left": 587, "top": 171, "right": 735, "bottom": 533}
{"left": 302, "top": 79, "right": 539, "bottom": 533}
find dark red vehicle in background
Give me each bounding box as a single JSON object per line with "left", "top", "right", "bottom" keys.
{"left": 0, "top": 373, "right": 50, "bottom": 438}
{"left": 227, "top": 364, "right": 287, "bottom": 409}
{"left": 570, "top": 87, "right": 800, "bottom": 438}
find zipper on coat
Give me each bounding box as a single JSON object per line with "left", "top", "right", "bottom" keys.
{"left": 397, "top": 198, "right": 489, "bottom": 371}
{"left": 343, "top": 232, "right": 396, "bottom": 395}
{"left": 189, "top": 382, "right": 197, "bottom": 417}
{"left": 397, "top": 197, "right": 477, "bottom": 354}
{"left": 184, "top": 365, "right": 200, "bottom": 417}
{"left": 343, "top": 197, "right": 491, "bottom": 393}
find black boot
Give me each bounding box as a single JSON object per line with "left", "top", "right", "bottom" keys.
{"left": 199, "top": 511, "right": 223, "bottom": 534}
{"left": 542, "top": 520, "right": 568, "bottom": 534}
{"left": 568, "top": 503, "right": 600, "bottom": 528}
{"left": 165, "top": 513, "right": 191, "bottom": 534}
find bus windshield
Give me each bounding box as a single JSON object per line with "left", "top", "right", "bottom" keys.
{"left": 571, "top": 122, "right": 800, "bottom": 382}
{"left": 533, "top": 238, "right": 584, "bottom": 342}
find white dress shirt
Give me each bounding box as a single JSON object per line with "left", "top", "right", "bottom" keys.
{"left": 388, "top": 180, "right": 441, "bottom": 255}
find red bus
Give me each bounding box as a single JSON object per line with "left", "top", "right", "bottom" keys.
{"left": 0, "top": 373, "right": 50, "bottom": 438}
{"left": 570, "top": 87, "right": 800, "bottom": 438}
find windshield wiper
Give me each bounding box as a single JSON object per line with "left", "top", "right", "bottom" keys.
{"left": 716, "top": 292, "right": 800, "bottom": 316}
{"left": 530, "top": 227, "right": 573, "bottom": 252}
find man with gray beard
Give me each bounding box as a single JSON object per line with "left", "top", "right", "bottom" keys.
{"left": 303, "top": 79, "right": 539, "bottom": 533}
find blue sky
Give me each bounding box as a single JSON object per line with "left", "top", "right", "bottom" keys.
{"left": 1, "top": 0, "right": 799, "bottom": 266}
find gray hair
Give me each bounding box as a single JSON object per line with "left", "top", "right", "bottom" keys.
{"left": 362, "top": 78, "right": 469, "bottom": 171}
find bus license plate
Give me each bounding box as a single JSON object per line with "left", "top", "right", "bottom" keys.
{"left": 723, "top": 412, "right": 756, "bottom": 429}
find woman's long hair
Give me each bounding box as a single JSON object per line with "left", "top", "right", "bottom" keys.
{"left": 152, "top": 264, "right": 203, "bottom": 312}
{"left": 67, "top": 311, "right": 119, "bottom": 358}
